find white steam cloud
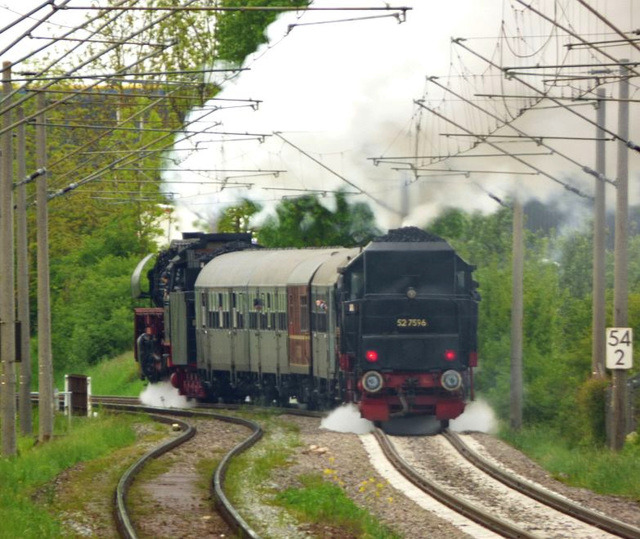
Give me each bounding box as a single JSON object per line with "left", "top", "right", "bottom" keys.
{"left": 167, "top": 0, "right": 508, "bottom": 232}
{"left": 450, "top": 399, "right": 498, "bottom": 434}
{"left": 139, "top": 382, "right": 195, "bottom": 409}
{"left": 320, "top": 403, "right": 374, "bottom": 434}
{"left": 166, "top": 0, "right": 639, "bottom": 236}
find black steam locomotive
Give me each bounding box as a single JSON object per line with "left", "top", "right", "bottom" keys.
{"left": 132, "top": 228, "right": 479, "bottom": 427}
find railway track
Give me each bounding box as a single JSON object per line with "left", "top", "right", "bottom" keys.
{"left": 443, "top": 430, "right": 640, "bottom": 539}
{"left": 100, "top": 401, "right": 264, "bottom": 539}
{"left": 373, "top": 428, "right": 640, "bottom": 539}
{"left": 91, "top": 397, "right": 639, "bottom": 538}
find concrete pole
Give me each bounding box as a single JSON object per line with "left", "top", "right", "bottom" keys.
{"left": 1, "top": 61, "right": 17, "bottom": 456}
{"left": 16, "top": 106, "right": 32, "bottom": 435}
{"left": 592, "top": 89, "right": 606, "bottom": 379}
{"left": 510, "top": 196, "right": 524, "bottom": 430}
{"left": 610, "top": 63, "right": 630, "bottom": 451}
{"left": 36, "top": 92, "right": 54, "bottom": 443}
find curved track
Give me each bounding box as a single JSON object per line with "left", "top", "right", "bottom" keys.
{"left": 373, "top": 428, "right": 538, "bottom": 539}
{"left": 96, "top": 397, "right": 639, "bottom": 538}
{"left": 99, "top": 401, "right": 264, "bottom": 539}
{"left": 443, "top": 430, "right": 640, "bottom": 539}
{"left": 114, "top": 414, "right": 196, "bottom": 539}
{"left": 374, "top": 428, "right": 640, "bottom": 539}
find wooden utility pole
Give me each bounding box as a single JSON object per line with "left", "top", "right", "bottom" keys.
{"left": 592, "top": 88, "right": 606, "bottom": 379}
{"left": 16, "top": 106, "right": 33, "bottom": 435}
{"left": 1, "top": 61, "right": 17, "bottom": 456}
{"left": 510, "top": 197, "right": 524, "bottom": 430}
{"left": 37, "top": 92, "right": 54, "bottom": 443}
{"left": 610, "top": 62, "right": 630, "bottom": 451}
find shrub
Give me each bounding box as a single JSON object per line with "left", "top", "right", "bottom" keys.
{"left": 576, "top": 376, "right": 610, "bottom": 446}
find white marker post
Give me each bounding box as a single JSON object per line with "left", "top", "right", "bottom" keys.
{"left": 606, "top": 327, "right": 633, "bottom": 450}
{"left": 606, "top": 328, "right": 633, "bottom": 370}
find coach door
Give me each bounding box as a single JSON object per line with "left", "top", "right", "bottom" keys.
{"left": 287, "top": 285, "right": 311, "bottom": 374}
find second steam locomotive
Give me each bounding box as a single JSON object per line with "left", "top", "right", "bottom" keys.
{"left": 132, "top": 227, "right": 479, "bottom": 427}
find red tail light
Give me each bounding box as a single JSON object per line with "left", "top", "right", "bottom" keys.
{"left": 365, "top": 350, "right": 379, "bottom": 362}
{"left": 444, "top": 350, "right": 457, "bottom": 361}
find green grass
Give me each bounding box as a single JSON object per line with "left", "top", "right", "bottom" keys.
{"left": 0, "top": 412, "right": 147, "bottom": 538}
{"left": 226, "top": 415, "right": 301, "bottom": 501}
{"left": 500, "top": 426, "right": 640, "bottom": 501}
{"left": 275, "top": 474, "right": 400, "bottom": 538}
{"left": 225, "top": 415, "right": 398, "bottom": 538}
{"left": 55, "top": 350, "right": 145, "bottom": 397}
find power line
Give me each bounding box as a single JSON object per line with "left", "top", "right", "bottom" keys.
{"left": 10, "top": 67, "right": 246, "bottom": 83}
{"left": 274, "top": 131, "right": 403, "bottom": 216}
{"left": 414, "top": 100, "right": 593, "bottom": 200}
{"left": 60, "top": 5, "right": 412, "bottom": 14}
{"left": 452, "top": 38, "right": 640, "bottom": 153}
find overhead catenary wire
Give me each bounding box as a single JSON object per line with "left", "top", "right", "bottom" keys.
{"left": 1, "top": 0, "right": 130, "bottom": 68}
{"left": 414, "top": 99, "right": 593, "bottom": 200}
{"left": 273, "top": 131, "right": 404, "bottom": 216}
{"left": 25, "top": 87, "right": 261, "bottom": 106}
{"left": 59, "top": 5, "right": 412, "bottom": 14}
{"left": 0, "top": 0, "right": 74, "bottom": 59}
{"left": 43, "top": 105, "right": 223, "bottom": 201}
{"left": 9, "top": 67, "right": 247, "bottom": 83}
{"left": 0, "top": 0, "right": 217, "bottom": 129}
{"left": 45, "top": 105, "right": 224, "bottom": 192}
{"left": 423, "top": 76, "right": 617, "bottom": 184}
{"left": 575, "top": 0, "right": 640, "bottom": 55}
{"left": 452, "top": 37, "right": 640, "bottom": 152}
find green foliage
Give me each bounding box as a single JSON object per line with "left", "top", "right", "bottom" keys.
{"left": 216, "top": 0, "right": 309, "bottom": 65}
{"left": 50, "top": 250, "right": 141, "bottom": 372}
{"left": 257, "top": 191, "right": 380, "bottom": 247}
{"left": 424, "top": 205, "right": 636, "bottom": 439}
{"left": 557, "top": 227, "right": 594, "bottom": 298}
{"left": 275, "top": 474, "right": 400, "bottom": 538}
{"left": 501, "top": 426, "right": 640, "bottom": 500}
{"left": 575, "top": 377, "right": 610, "bottom": 446}
{"left": 0, "top": 414, "right": 140, "bottom": 538}
{"left": 63, "top": 351, "right": 145, "bottom": 397}
{"left": 427, "top": 205, "right": 514, "bottom": 265}
{"left": 218, "top": 198, "right": 262, "bottom": 233}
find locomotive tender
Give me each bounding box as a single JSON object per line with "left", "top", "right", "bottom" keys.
{"left": 132, "top": 227, "right": 479, "bottom": 427}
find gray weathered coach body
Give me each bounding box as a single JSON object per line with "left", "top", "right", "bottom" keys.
{"left": 193, "top": 247, "right": 360, "bottom": 383}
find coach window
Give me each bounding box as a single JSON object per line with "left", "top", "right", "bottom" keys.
{"left": 237, "top": 292, "right": 245, "bottom": 328}
{"left": 202, "top": 292, "right": 206, "bottom": 327}
{"left": 207, "top": 292, "right": 216, "bottom": 328}
{"left": 232, "top": 292, "right": 238, "bottom": 329}
{"left": 266, "top": 292, "right": 274, "bottom": 329}
{"left": 314, "top": 294, "right": 328, "bottom": 333}
{"left": 300, "top": 294, "right": 309, "bottom": 333}
{"left": 205, "top": 292, "right": 210, "bottom": 328}
{"left": 274, "top": 291, "right": 283, "bottom": 331}
{"left": 252, "top": 296, "right": 264, "bottom": 329}
{"left": 258, "top": 292, "right": 267, "bottom": 329}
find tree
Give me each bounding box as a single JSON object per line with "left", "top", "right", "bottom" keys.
{"left": 256, "top": 191, "right": 380, "bottom": 247}
{"left": 218, "top": 198, "right": 262, "bottom": 233}
{"left": 425, "top": 206, "right": 590, "bottom": 433}
{"left": 215, "top": 0, "right": 309, "bottom": 65}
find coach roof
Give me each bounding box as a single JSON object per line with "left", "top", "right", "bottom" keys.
{"left": 195, "top": 248, "right": 351, "bottom": 288}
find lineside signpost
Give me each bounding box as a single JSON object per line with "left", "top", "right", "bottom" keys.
{"left": 607, "top": 327, "right": 633, "bottom": 451}
{"left": 606, "top": 328, "right": 633, "bottom": 370}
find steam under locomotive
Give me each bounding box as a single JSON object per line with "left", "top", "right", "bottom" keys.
{"left": 132, "top": 228, "right": 479, "bottom": 428}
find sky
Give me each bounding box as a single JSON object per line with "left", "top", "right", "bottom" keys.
{"left": 1, "top": 0, "right": 639, "bottom": 235}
